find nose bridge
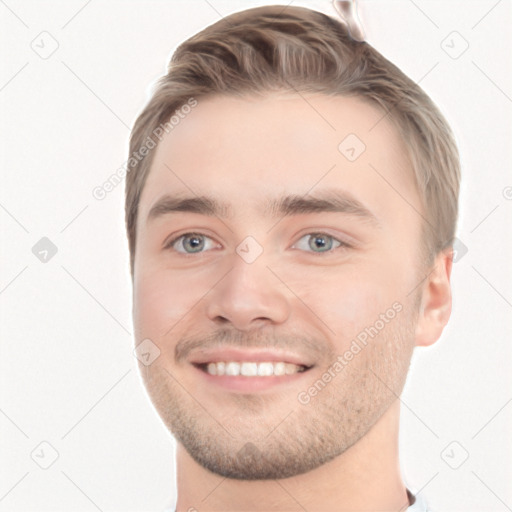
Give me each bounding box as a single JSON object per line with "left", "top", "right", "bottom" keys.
{"left": 204, "top": 241, "right": 290, "bottom": 329}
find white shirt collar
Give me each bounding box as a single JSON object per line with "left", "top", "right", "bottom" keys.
{"left": 162, "top": 489, "right": 432, "bottom": 511}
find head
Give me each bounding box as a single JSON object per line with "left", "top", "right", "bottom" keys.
{"left": 126, "top": 6, "right": 460, "bottom": 480}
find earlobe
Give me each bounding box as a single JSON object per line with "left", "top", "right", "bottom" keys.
{"left": 414, "top": 248, "right": 453, "bottom": 347}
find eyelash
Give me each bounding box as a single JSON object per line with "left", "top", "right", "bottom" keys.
{"left": 163, "top": 231, "right": 353, "bottom": 257}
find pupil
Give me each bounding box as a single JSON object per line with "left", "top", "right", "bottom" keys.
{"left": 185, "top": 235, "right": 204, "bottom": 252}
{"left": 311, "top": 234, "right": 331, "bottom": 252}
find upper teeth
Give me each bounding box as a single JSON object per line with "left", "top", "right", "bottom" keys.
{"left": 205, "top": 361, "right": 305, "bottom": 377}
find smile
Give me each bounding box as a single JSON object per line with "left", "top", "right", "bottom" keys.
{"left": 199, "top": 361, "right": 309, "bottom": 376}
{"left": 188, "top": 347, "right": 315, "bottom": 392}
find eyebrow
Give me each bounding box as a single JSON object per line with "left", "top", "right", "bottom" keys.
{"left": 146, "top": 189, "right": 380, "bottom": 226}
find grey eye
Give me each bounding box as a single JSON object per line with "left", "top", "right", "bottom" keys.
{"left": 293, "top": 233, "right": 343, "bottom": 253}
{"left": 171, "top": 233, "right": 215, "bottom": 254}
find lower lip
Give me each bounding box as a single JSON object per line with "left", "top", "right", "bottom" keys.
{"left": 191, "top": 364, "right": 313, "bottom": 393}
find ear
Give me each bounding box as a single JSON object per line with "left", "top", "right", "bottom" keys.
{"left": 415, "top": 248, "right": 453, "bottom": 347}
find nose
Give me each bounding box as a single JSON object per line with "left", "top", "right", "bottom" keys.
{"left": 204, "top": 254, "right": 291, "bottom": 331}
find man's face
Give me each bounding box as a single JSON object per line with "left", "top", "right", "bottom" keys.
{"left": 132, "top": 93, "right": 426, "bottom": 479}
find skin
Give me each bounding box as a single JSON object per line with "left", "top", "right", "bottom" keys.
{"left": 132, "top": 93, "right": 453, "bottom": 511}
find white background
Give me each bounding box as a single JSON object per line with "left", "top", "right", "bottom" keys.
{"left": 1, "top": 0, "right": 511, "bottom": 510}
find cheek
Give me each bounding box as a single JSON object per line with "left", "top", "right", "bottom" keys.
{"left": 291, "top": 265, "right": 401, "bottom": 341}
{"left": 133, "top": 270, "right": 197, "bottom": 342}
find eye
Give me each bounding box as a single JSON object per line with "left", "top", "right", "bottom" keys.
{"left": 292, "top": 232, "right": 350, "bottom": 254}
{"left": 164, "top": 232, "right": 218, "bottom": 254}
{"left": 164, "top": 231, "right": 352, "bottom": 256}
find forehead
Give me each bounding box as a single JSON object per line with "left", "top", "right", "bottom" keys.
{"left": 138, "top": 93, "right": 417, "bottom": 222}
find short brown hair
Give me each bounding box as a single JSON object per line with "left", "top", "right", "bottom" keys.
{"left": 125, "top": 5, "right": 460, "bottom": 276}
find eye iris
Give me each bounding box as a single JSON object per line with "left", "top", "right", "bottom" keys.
{"left": 309, "top": 233, "right": 332, "bottom": 252}
{"left": 183, "top": 234, "right": 204, "bottom": 253}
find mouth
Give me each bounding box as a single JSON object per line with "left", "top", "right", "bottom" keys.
{"left": 189, "top": 349, "right": 315, "bottom": 393}
{"left": 193, "top": 360, "right": 312, "bottom": 377}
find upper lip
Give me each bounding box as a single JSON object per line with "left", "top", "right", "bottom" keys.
{"left": 189, "top": 348, "right": 314, "bottom": 367}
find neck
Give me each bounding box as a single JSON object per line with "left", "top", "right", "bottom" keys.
{"left": 174, "top": 401, "right": 410, "bottom": 511}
